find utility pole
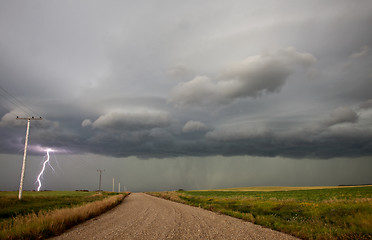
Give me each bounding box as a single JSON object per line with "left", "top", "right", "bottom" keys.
{"left": 118, "top": 182, "right": 120, "bottom": 192}
{"left": 17, "top": 116, "right": 42, "bottom": 200}
{"left": 112, "top": 177, "right": 115, "bottom": 192}
{"left": 97, "top": 169, "right": 105, "bottom": 191}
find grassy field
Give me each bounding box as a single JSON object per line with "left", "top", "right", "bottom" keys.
{"left": 0, "top": 191, "right": 129, "bottom": 240}
{"left": 149, "top": 186, "right": 372, "bottom": 240}
{"left": 203, "top": 185, "right": 372, "bottom": 192}
{"left": 0, "top": 191, "right": 119, "bottom": 219}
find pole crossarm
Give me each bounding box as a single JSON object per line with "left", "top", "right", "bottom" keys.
{"left": 16, "top": 116, "right": 42, "bottom": 120}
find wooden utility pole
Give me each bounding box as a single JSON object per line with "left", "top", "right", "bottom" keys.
{"left": 16, "top": 116, "right": 42, "bottom": 200}
{"left": 112, "top": 177, "right": 115, "bottom": 192}
{"left": 97, "top": 169, "right": 105, "bottom": 191}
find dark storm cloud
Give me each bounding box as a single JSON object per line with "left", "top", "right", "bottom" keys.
{"left": 202, "top": 102, "right": 372, "bottom": 158}
{"left": 0, "top": 0, "right": 372, "bottom": 160}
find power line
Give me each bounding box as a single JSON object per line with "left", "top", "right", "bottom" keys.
{"left": 0, "top": 86, "right": 41, "bottom": 117}
{"left": 0, "top": 86, "right": 34, "bottom": 114}
{"left": 0, "top": 90, "right": 31, "bottom": 116}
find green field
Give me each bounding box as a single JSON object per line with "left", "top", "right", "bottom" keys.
{"left": 187, "top": 186, "right": 372, "bottom": 202}
{"left": 0, "top": 191, "right": 118, "bottom": 220}
{"left": 0, "top": 191, "right": 127, "bottom": 240}
{"left": 149, "top": 186, "right": 372, "bottom": 240}
{"left": 203, "top": 185, "right": 372, "bottom": 192}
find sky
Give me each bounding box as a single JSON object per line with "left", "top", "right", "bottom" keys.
{"left": 0, "top": 0, "right": 372, "bottom": 192}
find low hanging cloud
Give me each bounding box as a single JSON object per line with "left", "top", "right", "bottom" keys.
{"left": 206, "top": 124, "right": 271, "bottom": 141}
{"left": 170, "top": 47, "right": 316, "bottom": 106}
{"left": 182, "top": 120, "right": 208, "bottom": 133}
{"left": 201, "top": 103, "right": 372, "bottom": 158}
{"left": 324, "top": 107, "right": 359, "bottom": 127}
{"left": 283, "top": 106, "right": 360, "bottom": 139}
{"left": 82, "top": 110, "right": 170, "bottom": 131}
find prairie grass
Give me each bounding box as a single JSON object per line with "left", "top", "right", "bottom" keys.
{"left": 205, "top": 185, "right": 372, "bottom": 192}
{"left": 0, "top": 193, "right": 128, "bottom": 240}
{"left": 0, "top": 191, "right": 114, "bottom": 219}
{"left": 148, "top": 186, "right": 372, "bottom": 239}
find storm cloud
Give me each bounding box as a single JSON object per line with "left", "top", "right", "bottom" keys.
{"left": 182, "top": 120, "right": 208, "bottom": 133}
{"left": 1, "top": 0, "right": 372, "bottom": 192}
{"left": 170, "top": 48, "right": 316, "bottom": 106}
{"left": 83, "top": 110, "right": 170, "bottom": 131}
{"left": 0, "top": 0, "right": 372, "bottom": 191}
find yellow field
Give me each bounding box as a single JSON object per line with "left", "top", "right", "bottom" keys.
{"left": 198, "top": 185, "right": 372, "bottom": 192}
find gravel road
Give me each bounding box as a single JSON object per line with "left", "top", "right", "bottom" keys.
{"left": 51, "top": 193, "right": 299, "bottom": 240}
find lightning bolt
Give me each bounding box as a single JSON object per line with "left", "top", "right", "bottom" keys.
{"left": 36, "top": 148, "right": 53, "bottom": 191}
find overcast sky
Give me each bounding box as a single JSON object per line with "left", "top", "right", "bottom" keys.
{"left": 1, "top": 1, "right": 372, "bottom": 192}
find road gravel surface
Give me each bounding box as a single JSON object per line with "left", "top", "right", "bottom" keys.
{"left": 51, "top": 193, "right": 299, "bottom": 240}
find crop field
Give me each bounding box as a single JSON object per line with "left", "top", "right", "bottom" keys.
{"left": 0, "top": 191, "right": 128, "bottom": 240}
{"left": 149, "top": 186, "right": 372, "bottom": 239}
